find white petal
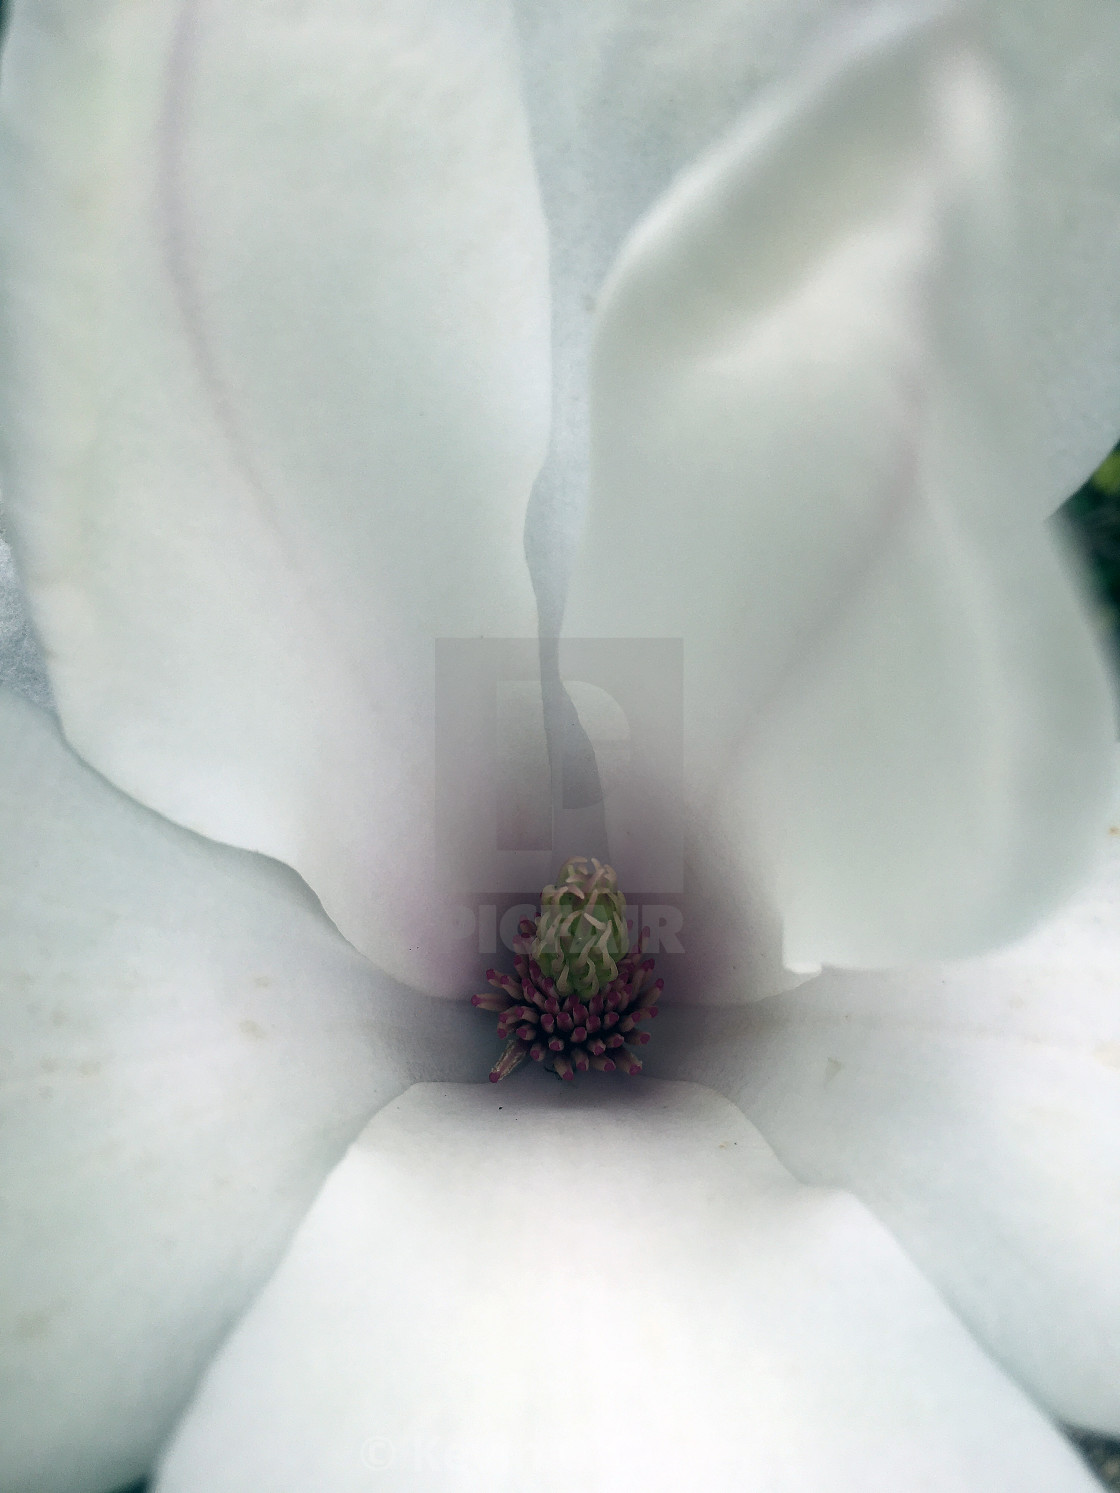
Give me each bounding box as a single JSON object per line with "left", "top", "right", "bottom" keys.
{"left": 651, "top": 808, "right": 1120, "bottom": 1432}
{"left": 155, "top": 1079, "right": 1098, "bottom": 1493}
{"left": 0, "top": 688, "right": 491, "bottom": 1493}
{"left": 514, "top": 0, "right": 858, "bottom": 280}
{"left": 564, "top": 6, "right": 1117, "bottom": 974}
{"left": 572, "top": 7, "right": 1008, "bottom": 696}
{"left": 981, "top": 0, "right": 1120, "bottom": 499}
{"left": 515, "top": 0, "right": 859, "bottom": 624}
{"left": 747, "top": 509, "right": 1117, "bottom": 969}
{"left": 0, "top": 0, "right": 551, "bottom": 994}
{"left": 519, "top": 0, "right": 1120, "bottom": 608}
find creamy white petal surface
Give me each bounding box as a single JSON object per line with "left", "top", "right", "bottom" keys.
{"left": 154, "top": 1079, "right": 1099, "bottom": 1493}
{"left": 519, "top": 0, "right": 1120, "bottom": 605}
{"left": 515, "top": 0, "right": 861, "bottom": 625}
{"left": 0, "top": 0, "right": 550, "bottom": 994}
{"left": 0, "top": 689, "right": 491, "bottom": 1493}
{"left": 564, "top": 7, "right": 1117, "bottom": 981}
{"left": 984, "top": 0, "right": 1120, "bottom": 502}
{"left": 748, "top": 514, "right": 1117, "bottom": 969}
{"left": 649, "top": 808, "right": 1120, "bottom": 1432}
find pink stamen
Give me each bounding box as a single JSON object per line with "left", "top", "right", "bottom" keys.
{"left": 488, "top": 1038, "right": 529, "bottom": 1083}
{"left": 471, "top": 993, "right": 508, "bottom": 1013}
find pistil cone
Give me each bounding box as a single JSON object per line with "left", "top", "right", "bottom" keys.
{"left": 472, "top": 859, "right": 662, "bottom": 1082}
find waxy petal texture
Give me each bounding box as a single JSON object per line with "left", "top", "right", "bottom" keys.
{"left": 0, "top": 0, "right": 551, "bottom": 994}
{"left": 984, "top": 0, "right": 1120, "bottom": 503}
{"left": 155, "top": 1080, "right": 1099, "bottom": 1492}
{"left": 651, "top": 806, "right": 1120, "bottom": 1432}
{"left": 0, "top": 689, "right": 489, "bottom": 1493}
{"left": 748, "top": 515, "right": 1116, "bottom": 969}
{"left": 516, "top": 0, "right": 859, "bottom": 627}
{"left": 520, "top": 0, "right": 1120, "bottom": 607}
{"left": 564, "top": 7, "right": 1117, "bottom": 979}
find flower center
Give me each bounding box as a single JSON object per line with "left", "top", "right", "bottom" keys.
{"left": 472, "top": 857, "right": 662, "bottom": 1082}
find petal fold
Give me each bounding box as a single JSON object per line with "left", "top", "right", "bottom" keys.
{"left": 749, "top": 513, "right": 1117, "bottom": 969}
{"left": 0, "top": 689, "right": 487, "bottom": 1493}
{"left": 982, "top": 0, "right": 1120, "bottom": 499}
{"left": 156, "top": 1078, "right": 1099, "bottom": 1492}
{"left": 564, "top": 5, "right": 1117, "bottom": 973}
{"left": 650, "top": 805, "right": 1120, "bottom": 1432}
{"left": 0, "top": 0, "right": 551, "bottom": 993}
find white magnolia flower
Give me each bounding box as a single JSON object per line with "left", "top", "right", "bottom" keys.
{"left": 0, "top": 2, "right": 1119, "bottom": 1490}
